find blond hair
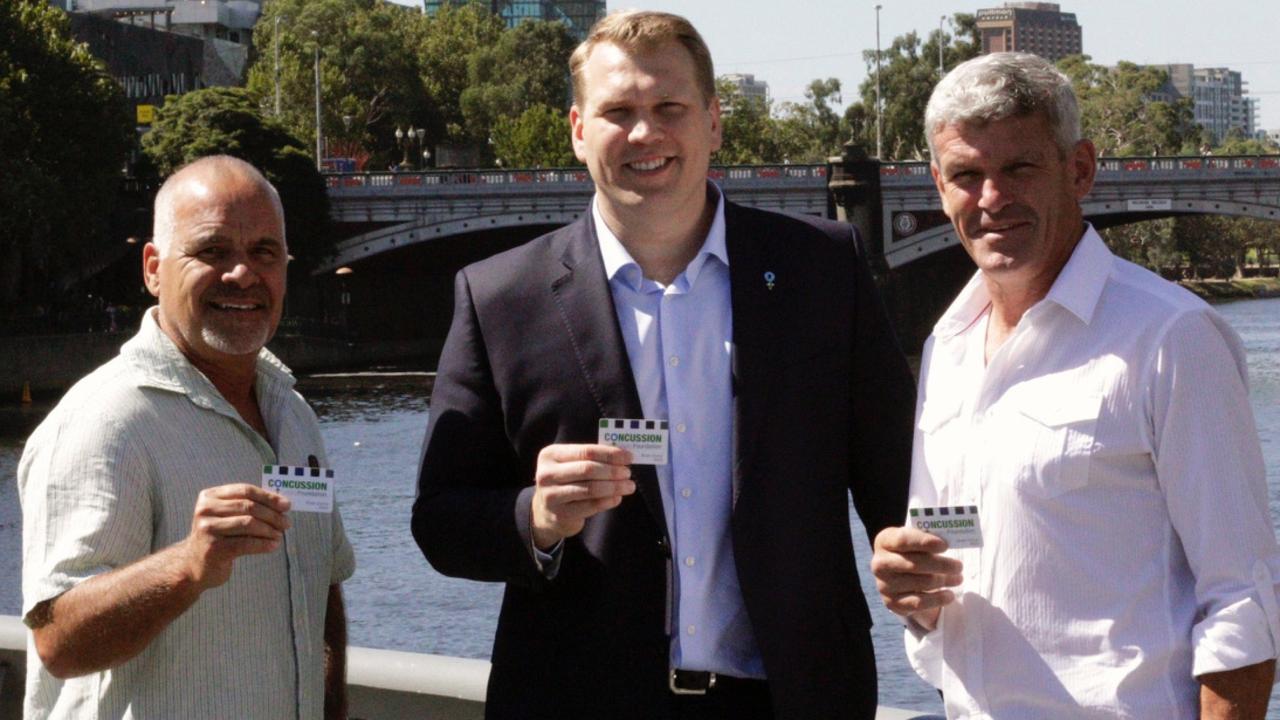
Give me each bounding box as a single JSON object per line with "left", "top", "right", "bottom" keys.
{"left": 569, "top": 10, "right": 715, "bottom": 106}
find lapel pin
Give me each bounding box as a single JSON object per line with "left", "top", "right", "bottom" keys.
{"left": 764, "top": 271, "right": 776, "bottom": 291}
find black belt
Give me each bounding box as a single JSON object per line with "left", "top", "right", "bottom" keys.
{"left": 668, "top": 668, "right": 766, "bottom": 696}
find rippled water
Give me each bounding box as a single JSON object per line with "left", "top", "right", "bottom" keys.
{"left": 1, "top": 297, "right": 1278, "bottom": 714}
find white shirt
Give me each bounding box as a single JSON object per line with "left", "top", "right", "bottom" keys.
{"left": 906, "top": 227, "right": 1280, "bottom": 718}
{"left": 19, "top": 308, "right": 356, "bottom": 720}
{"left": 594, "top": 191, "right": 764, "bottom": 678}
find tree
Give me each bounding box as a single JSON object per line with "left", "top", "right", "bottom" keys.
{"left": 716, "top": 78, "right": 807, "bottom": 164}
{"left": 490, "top": 103, "right": 576, "bottom": 168}
{"left": 246, "top": 0, "right": 433, "bottom": 170}
{"left": 142, "top": 87, "right": 333, "bottom": 266}
{"left": 1057, "top": 58, "right": 1198, "bottom": 156}
{"left": 459, "top": 19, "right": 576, "bottom": 154}
{"left": 412, "top": 3, "right": 505, "bottom": 145}
{"left": 0, "top": 0, "right": 133, "bottom": 311}
{"left": 845, "top": 13, "right": 980, "bottom": 161}
{"left": 774, "top": 78, "right": 847, "bottom": 163}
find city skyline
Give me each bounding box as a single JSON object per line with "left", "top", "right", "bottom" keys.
{"left": 604, "top": 0, "right": 1280, "bottom": 132}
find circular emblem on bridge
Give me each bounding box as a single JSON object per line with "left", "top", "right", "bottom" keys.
{"left": 892, "top": 212, "right": 919, "bottom": 237}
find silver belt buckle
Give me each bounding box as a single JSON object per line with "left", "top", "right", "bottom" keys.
{"left": 669, "top": 669, "right": 716, "bottom": 695}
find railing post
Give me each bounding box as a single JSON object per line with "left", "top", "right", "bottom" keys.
{"left": 828, "top": 142, "right": 885, "bottom": 270}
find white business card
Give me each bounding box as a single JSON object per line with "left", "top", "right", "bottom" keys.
{"left": 262, "top": 464, "right": 335, "bottom": 513}
{"left": 909, "top": 505, "right": 982, "bottom": 549}
{"left": 597, "top": 418, "right": 669, "bottom": 465}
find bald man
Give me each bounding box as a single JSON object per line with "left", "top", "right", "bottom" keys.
{"left": 18, "top": 156, "right": 355, "bottom": 720}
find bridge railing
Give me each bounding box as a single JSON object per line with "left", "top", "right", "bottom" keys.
{"left": 877, "top": 154, "right": 1280, "bottom": 186}
{"left": 326, "top": 164, "right": 827, "bottom": 194}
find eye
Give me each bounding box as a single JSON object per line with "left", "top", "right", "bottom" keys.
{"left": 196, "top": 246, "right": 226, "bottom": 261}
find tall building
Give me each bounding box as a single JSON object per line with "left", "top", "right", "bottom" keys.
{"left": 975, "top": 2, "right": 1082, "bottom": 62}
{"left": 424, "top": 1, "right": 605, "bottom": 41}
{"left": 722, "top": 73, "right": 769, "bottom": 103}
{"left": 1153, "top": 64, "right": 1257, "bottom": 143}
{"left": 73, "top": 0, "right": 260, "bottom": 46}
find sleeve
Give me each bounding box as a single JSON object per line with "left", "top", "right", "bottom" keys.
{"left": 1148, "top": 309, "right": 1280, "bottom": 680}
{"left": 18, "top": 405, "right": 153, "bottom": 622}
{"left": 846, "top": 225, "right": 917, "bottom": 543}
{"left": 410, "top": 269, "right": 548, "bottom": 589}
{"left": 329, "top": 503, "right": 356, "bottom": 585}
{"left": 901, "top": 335, "right": 946, "bottom": 689}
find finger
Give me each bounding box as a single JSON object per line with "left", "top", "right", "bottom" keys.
{"left": 539, "top": 479, "right": 636, "bottom": 507}
{"left": 876, "top": 526, "right": 951, "bottom": 554}
{"left": 203, "top": 483, "right": 292, "bottom": 513}
{"left": 195, "top": 514, "right": 286, "bottom": 542}
{"left": 544, "top": 494, "right": 627, "bottom": 527}
{"left": 539, "top": 443, "right": 634, "bottom": 466}
{"left": 216, "top": 536, "right": 283, "bottom": 558}
{"left": 884, "top": 589, "right": 957, "bottom": 616}
{"left": 537, "top": 460, "right": 633, "bottom": 486}
{"left": 196, "top": 497, "right": 292, "bottom": 533}
{"left": 874, "top": 549, "right": 963, "bottom": 579}
{"left": 877, "top": 571, "right": 963, "bottom": 595}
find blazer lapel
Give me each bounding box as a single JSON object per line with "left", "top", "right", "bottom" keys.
{"left": 724, "top": 201, "right": 785, "bottom": 507}
{"left": 549, "top": 216, "right": 670, "bottom": 540}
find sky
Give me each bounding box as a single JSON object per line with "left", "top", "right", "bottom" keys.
{"left": 597, "top": 0, "right": 1280, "bottom": 130}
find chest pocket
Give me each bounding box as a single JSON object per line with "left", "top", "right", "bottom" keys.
{"left": 1006, "top": 391, "right": 1102, "bottom": 498}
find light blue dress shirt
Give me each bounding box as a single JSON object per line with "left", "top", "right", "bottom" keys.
{"left": 593, "top": 189, "right": 765, "bottom": 679}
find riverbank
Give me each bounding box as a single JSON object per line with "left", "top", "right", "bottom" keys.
{"left": 1180, "top": 277, "right": 1280, "bottom": 301}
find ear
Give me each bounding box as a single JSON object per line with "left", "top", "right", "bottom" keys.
{"left": 1070, "top": 138, "right": 1098, "bottom": 200}
{"left": 142, "top": 242, "right": 162, "bottom": 298}
{"left": 570, "top": 104, "right": 588, "bottom": 163}
{"left": 708, "top": 95, "right": 722, "bottom": 152}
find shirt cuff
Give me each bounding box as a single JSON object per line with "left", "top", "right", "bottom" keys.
{"left": 1192, "top": 560, "right": 1280, "bottom": 681}
{"left": 904, "top": 610, "right": 944, "bottom": 690}
{"left": 532, "top": 538, "right": 564, "bottom": 579}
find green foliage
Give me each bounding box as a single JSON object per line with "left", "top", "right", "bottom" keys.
{"left": 490, "top": 103, "right": 576, "bottom": 168}
{"left": 141, "top": 87, "right": 332, "bottom": 266}
{"left": 0, "top": 0, "right": 133, "bottom": 308}
{"left": 247, "top": 0, "right": 435, "bottom": 169}
{"left": 459, "top": 19, "right": 576, "bottom": 152}
{"left": 1057, "top": 58, "right": 1198, "bottom": 156}
{"left": 773, "top": 78, "right": 847, "bottom": 163}
{"left": 412, "top": 3, "right": 505, "bottom": 144}
{"left": 843, "top": 14, "right": 981, "bottom": 160}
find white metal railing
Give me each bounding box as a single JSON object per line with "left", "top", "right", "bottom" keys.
{"left": 326, "top": 165, "right": 828, "bottom": 192}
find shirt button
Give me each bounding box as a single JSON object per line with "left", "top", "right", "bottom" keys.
{"left": 680, "top": 488, "right": 692, "bottom": 498}
{"left": 669, "top": 355, "right": 680, "bottom": 367}
{"left": 676, "top": 422, "right": 687, "bottom": 433}
{"left": 686, "top": 625, "right": 697, "bottom": 636}
{"left": 684, "top": 556, "right": 695, "bottom": 567}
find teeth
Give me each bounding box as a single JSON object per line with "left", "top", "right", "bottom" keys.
{"left": 213, "top": 302, "right": 259, "bottom": 310}
{"left": 630, "top": 158, "right": 666, "bottom": 171}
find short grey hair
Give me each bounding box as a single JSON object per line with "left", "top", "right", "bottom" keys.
{"left": 152, "top": 155, "right": 284, "bottom": 256}
{"left": 924, "top": 52, "right": 1080, "bottom": 163}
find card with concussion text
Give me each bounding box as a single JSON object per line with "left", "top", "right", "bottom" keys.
{"left": 598, "top": 418, "right": 669, "bottom": 465}
{"left": 909, "top": 505, "right": 983, "bottom": 549}
{"left": 262, "top": 465, "right": 335, "bottom": 513}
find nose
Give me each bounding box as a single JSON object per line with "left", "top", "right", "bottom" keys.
{"left": 977, "top": 176, "right": 1012, "bottom": 213}
{"left": 628, "top": 114, "right": 663, "bottom": 144}
{"left": 220, "top": 256, "right": 260, "bottom": 288}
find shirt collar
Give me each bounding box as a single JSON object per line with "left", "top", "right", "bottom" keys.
{"left": 933, "top": 223, "right": 1113, "bottom": 339}
{"left": 593, "top": 183, "right": 728, "bottom": 292}
{"left": 122, "top": 307, "right": 296, "bottom": 406}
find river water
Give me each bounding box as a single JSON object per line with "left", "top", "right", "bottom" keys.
{"left": 1, "top": 296, "right": 1278, "bottom": 714}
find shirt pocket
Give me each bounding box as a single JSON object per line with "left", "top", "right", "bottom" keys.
{"left": 1008, "top": 391, "right": 1102, "bottom": 498}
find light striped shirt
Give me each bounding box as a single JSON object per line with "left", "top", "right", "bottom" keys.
{"left": 19, "top": 307, "right": 356, "bottom": 720}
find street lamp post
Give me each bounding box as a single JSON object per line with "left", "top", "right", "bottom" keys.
{"left": 312, "top": 31, "right": 322, "bottom": 171}
{"left": 938, "top": 15, "right": 947, "bottom": 77}
{"left": 273, "top": 14, "right": 288, "bottom": 117}
{"left": 414, "top": 127, "right": 426, "bottom": 170}
{"left": 875, "top": 4, "right": 883, "bottom": 160}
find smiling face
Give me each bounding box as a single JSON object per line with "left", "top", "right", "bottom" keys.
{"left": 570, "top": 39, "right": 721, "bottom": 232}
{"left": 930, "top": 113, "right": 1096, "bottom": 292}
{"left": 143, "top": 168, "right": 287, "bottom": 372}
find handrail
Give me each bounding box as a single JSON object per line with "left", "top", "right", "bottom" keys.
{"left": 0, "top": 614, "right": 942, "bottom": 719}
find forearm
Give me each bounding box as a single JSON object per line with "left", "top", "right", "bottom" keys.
{"left": 29, "top": 542, "right": 202, "bottom": 678}
{"left": 324, "top": 584, "right": 348, "bottom": 720}
{"left": 1200, "top": 659, "right": 1275, "bottom": 719}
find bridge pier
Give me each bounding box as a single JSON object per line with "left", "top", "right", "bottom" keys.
{"left": 829, "top": 146, "right": 974, "bottom": 354}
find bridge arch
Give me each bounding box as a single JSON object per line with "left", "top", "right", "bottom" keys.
{"left": 319, "top": 209, "right": 586, "bottom": 273}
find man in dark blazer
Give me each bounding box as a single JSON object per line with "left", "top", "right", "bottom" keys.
{"left": 412, "top": 10, "right": 915, "bottom": 720}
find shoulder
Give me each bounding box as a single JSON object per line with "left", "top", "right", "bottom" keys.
{"left": 727, "top": 201, "right": 855, "bottom": 243}
{"left": 458, "top": 218, "right": 584, "bottom": 289}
